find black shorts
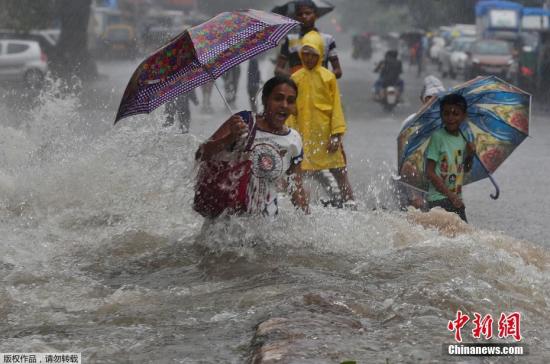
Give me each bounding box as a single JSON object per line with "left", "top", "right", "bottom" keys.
{"left": 428, "top": 198, "right": 467, "bottom": 223}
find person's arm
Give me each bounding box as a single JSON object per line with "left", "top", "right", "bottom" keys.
{"left": 195, "top": 114, "right": 247, "bottom": 160}
{"left": 287, "top": 162, "right": 309, "bottom": 214}
{"left": 426, "top": 159, "right": 464, "bottom": 209}
{"left": 329, "top": 56, "right": 342, "bottom": 79}
{"left": 464, "top": 142, "right": 476, "bottom": 173}
{"left": 274, "top": 54, "right": 290, "bottom": 77}
{"left": 327, "top": 76, "right": 346, "bottom": 153}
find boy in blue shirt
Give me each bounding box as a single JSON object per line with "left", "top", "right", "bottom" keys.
{"left": 425, "top": 93, "right": 475, "bottom": 222}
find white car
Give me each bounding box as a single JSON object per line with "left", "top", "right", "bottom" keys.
{"left": 0, "top": 39, "right": 48, "bottom": 88}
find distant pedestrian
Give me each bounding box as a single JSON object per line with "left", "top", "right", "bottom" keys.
{"left": 163, "top": 90, "right": 199, "bottom": 133}
{"left": 201, "top": 81, "right": 214, "bottom": 114}
{"left": 275, "top": 0, "right": 342, "bottom": 79}
{"left": 247, "top": 58, "right": 261, "bottom": 113}
{"left": 222, "top": 65, "right": 241, "bottom": 108}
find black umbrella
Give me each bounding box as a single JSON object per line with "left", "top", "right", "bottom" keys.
{"left": 271, "top": 0, "right": 335, "bottom": 18}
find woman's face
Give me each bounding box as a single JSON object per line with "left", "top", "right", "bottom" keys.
{"left": 264, "top": 83, "right": 297, "bottom": 128}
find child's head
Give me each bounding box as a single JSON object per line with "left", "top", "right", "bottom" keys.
{"left": 440, "top": 93, "right": 468, "bottom": 133}
{"left": 300, "top": 45, "right": 320, "bottom": 70}
{"left": 385, "top": 49, "right": 398, "bottom": 60}
{"left": 295, "top": 0, "right": 317, "bottom": 29}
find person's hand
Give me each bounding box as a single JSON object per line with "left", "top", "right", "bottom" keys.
{"left": 449, "top": 193, "right": 464, "bottom": 209}
{"left": 327, "top": 135, "right": 341, "bottom": 153}
{"left": 228, "top": 115, "right": 248, "bottom": 143}
{"left": 466, "top": 142, "right": 476, "bottom": 155}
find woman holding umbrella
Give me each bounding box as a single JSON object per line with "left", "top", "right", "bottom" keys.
{"left": 196, "top": 76, "right": 309, "bottom": 217}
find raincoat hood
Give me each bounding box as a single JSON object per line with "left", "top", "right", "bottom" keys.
{"left": 299, "top": 31, "right": 324, "bottom": 70}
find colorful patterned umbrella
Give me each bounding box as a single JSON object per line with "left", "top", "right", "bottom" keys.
{"left": 115, "top": 9, "right": 299, "bottom": 123}
{"left": 398, "top": 76, "right": 530, "bottom": 199}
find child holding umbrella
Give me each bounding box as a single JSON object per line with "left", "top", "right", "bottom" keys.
{"left": 425, "top": 93, "right": 475, "bottom": 222}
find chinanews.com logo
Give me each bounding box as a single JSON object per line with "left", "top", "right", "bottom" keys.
{"left": 444, "top": 310, "right": 528, "bottom": 357}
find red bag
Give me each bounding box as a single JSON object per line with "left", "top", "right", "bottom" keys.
{"left": 193, "top": 112, "right": 256, "bottom": 218}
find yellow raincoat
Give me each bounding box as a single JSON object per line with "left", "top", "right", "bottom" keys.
{"left": 288, "top": 31, "right": 347, "bottom": 171}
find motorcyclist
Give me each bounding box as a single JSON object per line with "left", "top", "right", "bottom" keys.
{"left": 374, "top": 50, "right": 404, "bottom": 101}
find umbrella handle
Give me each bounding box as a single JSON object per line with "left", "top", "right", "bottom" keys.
{"left": 212, "top": 79, "right": 234, "bottom": 115}
{"left": 486, "top": 170, "right": 500, "bottom": 200}
{"left": 461, "top": 130, "right": 500, "bottom": 200}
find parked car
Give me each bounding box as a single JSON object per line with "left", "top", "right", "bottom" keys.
{"left": 0, "top": 29, "right": 59, "bottom": 59}
{"left": 439, "top": 36, "right": 476, "bottom": 78}
{"left": 0, "top": 39, "right": 48, "bottom": 88}
{"left": 464, "top": 39, "right": 518, "bottom": 82}
{"left": 100, "top": 24, "right": 137, "bottom": 59}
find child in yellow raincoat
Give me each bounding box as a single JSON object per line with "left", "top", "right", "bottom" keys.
{"left": 289, "top": 31, "right": 355, "bottom": 205}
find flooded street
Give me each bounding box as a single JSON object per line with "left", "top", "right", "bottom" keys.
{"left": 1, "top": 7, "right": 550, "bottom": 363}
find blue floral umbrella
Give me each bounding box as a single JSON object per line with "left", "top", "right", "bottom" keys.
{"left": 398, "top": 76, "right": 530, "bottom": 199}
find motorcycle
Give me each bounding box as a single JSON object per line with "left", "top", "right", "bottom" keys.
{"left": 374, "top": 83, "right": 401, "bottom": 111}
{"left": 382, "top": 85, "right": 399, "bottom": 111}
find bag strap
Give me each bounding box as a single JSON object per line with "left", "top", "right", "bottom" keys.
{"left": 238, "top": 111, "right": 257, "bottom": 151}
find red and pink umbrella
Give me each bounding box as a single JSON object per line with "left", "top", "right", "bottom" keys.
{"left": 115, "top": 9, "right": 298, "bottom": 123}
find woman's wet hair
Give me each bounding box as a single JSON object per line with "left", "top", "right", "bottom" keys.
{"left": 261, "top": 76, "right": 298, "bottom": 105}
{"left": 440, "top": 93, "right": 467, "bottom": 115}
{"left": 295, "top": 0, "right": 318, "bottom": 14}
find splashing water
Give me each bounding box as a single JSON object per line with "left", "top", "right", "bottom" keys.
{"left": 0, "top": 82, "right": 548, "bottom": 364}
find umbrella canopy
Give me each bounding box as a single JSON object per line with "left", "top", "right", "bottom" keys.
{"left": 398, "top": 76, "right": 530, "bottom": 197}
{"left": 271, "top": 0, "right": 335, "bottom": 18}
{"left": 115, "top": 9, "right": 299, "bottom": 123}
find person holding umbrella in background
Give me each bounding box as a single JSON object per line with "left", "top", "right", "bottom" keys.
{"left": 274, "top": 0, "right": 343, "bottom": 79}
{"left": 163, "top": 90, "right": 199, "bottom": 133}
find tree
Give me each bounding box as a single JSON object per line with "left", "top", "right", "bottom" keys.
{"left": 52, "top": 0, "right": 98, "bottom": 81}
{"left": 1, "top": 0, "right": 98, "bottom": 82}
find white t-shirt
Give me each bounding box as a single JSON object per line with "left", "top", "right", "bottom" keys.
{"left": 246, "top": 128, "right": 303, "bottom": 217}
